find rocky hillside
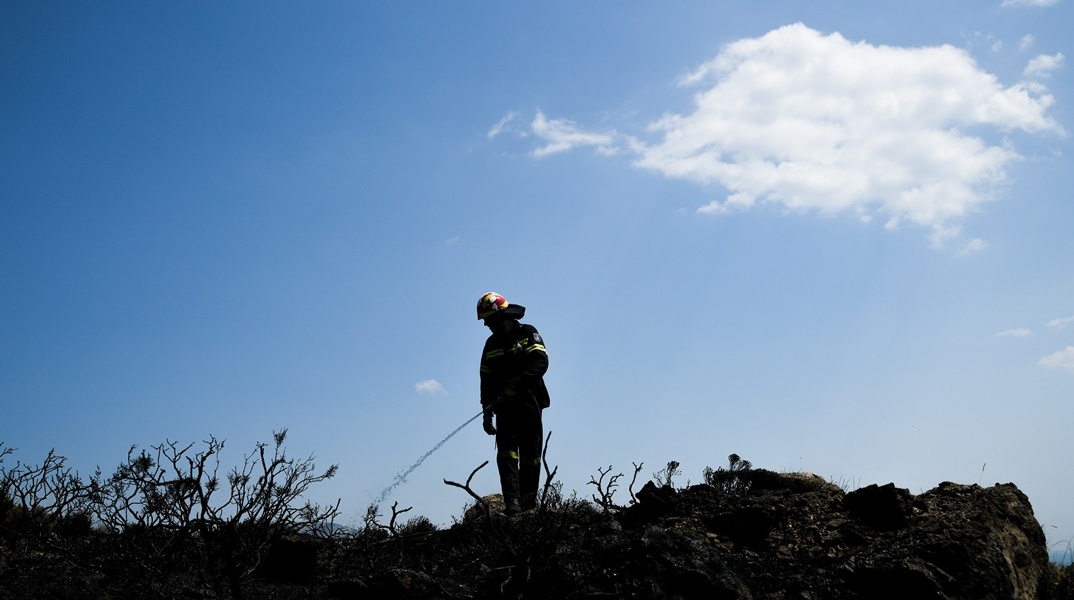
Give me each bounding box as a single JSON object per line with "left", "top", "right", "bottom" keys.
{"left": 319, "top": 466, "right": 1073, "bottom": 600}
{"left": 4, "top": 456, "right": 1072, "bottom": 599}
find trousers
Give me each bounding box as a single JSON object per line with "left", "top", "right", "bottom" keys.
{"left": 494, "top": 396, "right": 544, "bottom": 508}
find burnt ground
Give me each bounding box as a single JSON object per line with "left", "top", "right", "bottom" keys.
{"left": 311, "top": 469, "right": 1072, "bottom": 600}
{"left": 3, "top": 467, "right": 1072, "bottom": 600}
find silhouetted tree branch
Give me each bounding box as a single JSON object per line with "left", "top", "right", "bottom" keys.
{"left": 589, "top": 466, "right": 626, "bottom": 515}
{"left": 90, "top": 429, "right": 339, "bottom": 599}
{"left": 444, "top": 461, "right": 492, "bottom": 520}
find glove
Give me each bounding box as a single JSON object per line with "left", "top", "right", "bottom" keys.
{"left": 482, "top": 409, "right": 496, "bottom": 436}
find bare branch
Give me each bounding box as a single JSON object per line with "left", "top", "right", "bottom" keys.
{"left": 628, "top": 462, "right": 644, "bottom": 506}
{"left": 588, "top": 466, "right": 625, "bottom": 515}
{"left": 373, "top": 501, "right": 413, "bottom": 538}
{"left": 444, "top": 460, "right": 491, "bottom": 518}
{"left": 538, "top": 431, "right": 559, "bottom": 513}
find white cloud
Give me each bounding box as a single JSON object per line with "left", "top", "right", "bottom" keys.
{"left": 1019, "top": 35, "right": 1036, "bottom": 51}
{"left": 415, "top": 379, "right": 447, "bottom": 395}
{"left": 497, "top": 24, "right": 1063, "bottom": 246}
{"left": 1024, "top": 52, "right": 1065, "bottom": 79}
{"left": 487, "top": 111, "right": 518, "bottom": 139}
{"left": 996, "top": 328, "right": 1033, "bottom": 338}
{"left": 1002, "top": 0, "right": 1059, "bottom": 6}
{"left": 631, "top": 24, "right": 1063, "bottom": 244}
{"left": 1039, "top": 347, "right": 1074, "bottom": 372}
{"left": 530, "top": 110, "right": 619, "bottom": 158}
{"left": 964, "top": 31, "right": 1001, "bottom": 53}
{"left": 1046, "top": 315, "right": 1074, "bottom": 329}
{"left": 956, "top": 238, "right": 988, "bottom": 257}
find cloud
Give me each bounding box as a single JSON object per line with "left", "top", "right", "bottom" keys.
{"left": 1046, "top": 315, "right": 1074, "bottom": 329}
{"left": 1002, "top": 0, "right": 1059, "bottom": 6}
{"left": 1019, "top": 35, "right": 1036, "bottom": 51}
{"left": 487, "top": 112, "right": 518, "bottom": 139}
{"left": 530, "top": 110, "right": 619, "bottom": 158}
{"left": 1024, "top": 52, "right": 1065, "bottom": 79}
{"left": 415, "top": 379, "right": 447, "bottom": 395}
{"left": 955, "top": 238, "right": 988, "bottom": 257}
{"left": 633, "top": 24, "right": 1063, "bottom": 245}
{"left": 996, "top": 328, "right": 1033, "bottom": 338}
{"left": 498, "top": 24, "right": 1064, "bottom": 247}
{"left": 1039, "top": 347, "right": 1074, "bottom": 372}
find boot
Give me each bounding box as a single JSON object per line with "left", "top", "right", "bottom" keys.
{"left": 504, "top": 497, "right": 522, "bottom": 516}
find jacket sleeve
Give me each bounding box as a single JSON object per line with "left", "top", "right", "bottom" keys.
{"left": 479, "top": 337, "right": 496, "bottom": 408}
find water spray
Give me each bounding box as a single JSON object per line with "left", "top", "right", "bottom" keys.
{"left": 376, "top": 408, "right": 485, "bottom": 504}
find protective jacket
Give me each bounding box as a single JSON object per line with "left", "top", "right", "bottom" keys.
{"left": 480, "top": 323, "right": 550, "bottom": 411}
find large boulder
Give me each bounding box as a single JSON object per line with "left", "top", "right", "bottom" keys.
{"left": 840, "top": 482, "right": 1049, "bottom": 600}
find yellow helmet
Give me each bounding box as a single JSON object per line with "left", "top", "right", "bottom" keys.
{"left": 477, "top": 292, "right": 509, "bottom": 320}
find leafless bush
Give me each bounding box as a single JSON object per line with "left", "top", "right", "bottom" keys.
{"left": 587, "top": 461, "right": 646, "bottom": 515}
{"left": 0, "top": 444, "right": 96, "bottom": 592}
{"left": 90, "top": 429, "right": 339, "bottom": 598}
{"left": 1, "top": 448, "right": 93, "bottom": 535}
{"left": 1, "top": 431, "right": 339, "bottom": 600}
{"left": 588, "top": 466, "right": 625, "bottom": 515}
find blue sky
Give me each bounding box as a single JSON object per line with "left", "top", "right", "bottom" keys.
{"left": 2, "top": 1, "right": 1072, "bottom": 557}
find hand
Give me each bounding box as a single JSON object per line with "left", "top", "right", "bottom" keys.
{"left": 482, "top": 412, "right": 497, "bottom": 436}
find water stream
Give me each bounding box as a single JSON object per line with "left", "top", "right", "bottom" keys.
{"left": 376, "top": 409, "right": 485, "bottom": 504}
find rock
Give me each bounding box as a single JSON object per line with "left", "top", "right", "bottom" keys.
{"left": 844, "top": 482, "right": 913, "bottom": 530}
{"left": 626, "top": 481, "right": 681, "bottom": 525}
{"left": 462, "top": 494, "right": 507, "bottom": 522}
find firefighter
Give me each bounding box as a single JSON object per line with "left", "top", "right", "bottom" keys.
{"left": 476, "top": 292, "right": 550, "bottom": 515}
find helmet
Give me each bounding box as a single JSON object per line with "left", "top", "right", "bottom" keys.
{"left": 477, "top": 292, "right": 509, "bottom": 320}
